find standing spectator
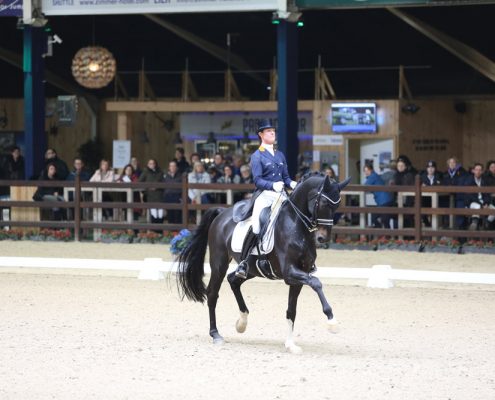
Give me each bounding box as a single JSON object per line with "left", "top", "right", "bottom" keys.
{"left": 33, "top": 163, "right": 65, "bottom": 220}
{"left": 323, "top": 166, "right": 337, "bottom": 182}
{"left": 139, "top": 159, "right": 164, "bottom": 228}
{"left": 3, "top": 146, "right": 25, "bottom": 180}
{"left": 420, "top": 160, "right": 442, "bottom": 227}
{"left": 163, "top": 160, "right": 183, "bottom": 224}
{"left": 442, "top": 156, "right": 468, "bottom": 229}
{"left": 66, "top": 157, "right": 91, "bottom": 182}
{"left": 188, "top": 161, "right": 211, "bottom": 204}
{"left": 174, "top": 147, "right": 190, "bottom": 175}
{"left": 90, "top": 159, "right": 116, "bottom": 220}
{"left": 380, "top": 159, "right": 397, "bottom": 186}
{"left": 364, "top": 162, "right": 394, "bottom": 228}
{"left": 42, "top": 148, "right": 69, "bottom": 180}
{"left": 464, "top": 163, "right": 495, "bottom": 230}
{"left": 130, "top": 157, "right": 142, "bottom": 177}
{"left": 393, "top": 156, "right": 416, "bottom": 228}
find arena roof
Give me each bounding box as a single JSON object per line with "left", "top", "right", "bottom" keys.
{"left": 1, "top": 5, "right": 495, "bottom": 100}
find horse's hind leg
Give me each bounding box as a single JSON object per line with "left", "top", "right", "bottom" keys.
{"left": 207, "top": 255, "right": 231, "bottom": 345}
{"left": 227, "top": 271, "right": 253, "bottom": 333}
{"left": 285, "top": 284, "right": 303, "bottom": 354}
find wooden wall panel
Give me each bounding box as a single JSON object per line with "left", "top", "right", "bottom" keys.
{"left": 398, "top": 99, "right": 463, "bottom": 172}
{"left": 462, "top": 100, "right": 495, "bottom": 167}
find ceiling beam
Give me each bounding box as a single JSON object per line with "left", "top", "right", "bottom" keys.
{"left": 0, "top": 45, "right": 100, "bottom": 112}
{"left": 144, "top": 14, "right": 266, "bottom": 85}
{"left": 388, "top": 7, "right": 495, "bottom": 83}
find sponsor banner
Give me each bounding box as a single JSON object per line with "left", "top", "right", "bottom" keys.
{"left": 42, "top": 0, "right": 279, "bottom": 16}
{"left": 180, "top": 111, "right": 312, "bottom": 138}
{"left": 0, "top": 0, "right": 22, "bottom": 17}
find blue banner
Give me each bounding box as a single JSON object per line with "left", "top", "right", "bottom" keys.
{"left": 0, "top": 0, "right": 22, "bottom": 16}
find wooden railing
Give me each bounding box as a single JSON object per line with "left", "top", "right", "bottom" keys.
{"left": 0, "top": 176, "right": 494, "bottom": 242}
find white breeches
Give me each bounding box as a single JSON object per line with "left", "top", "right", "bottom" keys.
{"left": 150, "top": 209, "right": 164, "bottom": 219}
{"left": 469, "top": 202, "right": 495, "bottom": 222}
{"left": 252, "top": 190, "right": 286, "bottom": 234}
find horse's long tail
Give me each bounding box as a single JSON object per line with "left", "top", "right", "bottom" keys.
{"left": 176, "top": 207, "right": 224, "bottom": 303}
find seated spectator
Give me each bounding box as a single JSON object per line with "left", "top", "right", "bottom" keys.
{"left": 218, "top": 165, "right": 240, "bottom": 184}
{"left": 174, "top": 147, "right": 190, "bottom": 175}
{"left": 323, "top": 166, "right": 337, "bottom": 182}
{"left": 130, "top": 157, "right": 142, "bottom": 177}
{"left": 231, "top": 155, "right": 244, "bottom": 177}
{"left": 442, "top": 156, "right": 469, "bottom": 229}
{"left": 163, "top": 160, "right": 183, "bottom": 224}
{"left": 235, "top": 164, "right": 253, "bottom": 202}
{"left": 139, "top": 159, "right": 164, "bottom": 229}
{"left": 90, "top": 159, "right": 116, "bottom": 220}
{"left": 420, "top": 160, "right": 442, "bottom": 227}
{"left": 188, "top": 161, "right": 211, "bottom": 204}
{"left": 117, "top": 164, "right": 141, "bottom": 223}
{"left": 212, "top": 153, "right": 225, "bottom": 174}
{"left": 189, "top": 153, "right": 201, "bottom": 172}
{"left": 90, "top": 159, "right": 115, "bottom": 182}
{"left": 66, "top": 157, "right": 91, "bottom": 182}
{"left": 42, "top": 148, "right": 69, "bottom": 180}
{"left": 207, "top": 165, "right": 222, "bottom": 183}
{"left": 363, "top": 162, "right": 394, "bottom": 229}
{"left": 484, "top": 160, "right": 495, "bottom": 187}
{"left": 33, "top": 163, "right": 65, "bottom": 220}
{"left": 464, "top": 163, "right": 495, "bottom": 230}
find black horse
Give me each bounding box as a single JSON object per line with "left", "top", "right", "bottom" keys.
{"left": 176, "top": 172, "right": 350, "bottom": 353}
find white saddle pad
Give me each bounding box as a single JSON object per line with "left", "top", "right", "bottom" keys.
{"left": 231, "top": 198, "right": 286, "bottom": 255}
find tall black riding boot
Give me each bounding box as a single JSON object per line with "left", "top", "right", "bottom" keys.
{"left": 235, "top": 227, "right": 259, "bottom": 280}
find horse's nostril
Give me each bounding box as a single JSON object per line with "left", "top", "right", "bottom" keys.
{"left": 317, "top": 236, "right": 325, "bottom": 243}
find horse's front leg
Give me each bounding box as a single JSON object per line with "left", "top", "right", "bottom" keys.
{"left": 284, "top": 266, "right": 340, "bottom": 333}
{"left": 285, "top": 284, "right": 303, "bottom": 354}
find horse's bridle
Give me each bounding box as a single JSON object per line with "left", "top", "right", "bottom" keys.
{"left": 286, "top": 181, "right": 341, "bottom": 233}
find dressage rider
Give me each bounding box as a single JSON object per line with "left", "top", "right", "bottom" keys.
{"left": 235, "top": 119, "right": 298, "bottom": 279}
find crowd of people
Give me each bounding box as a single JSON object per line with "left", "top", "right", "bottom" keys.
{"left": 0, "top": 146, "right": 494, "bottom": 232}
{"left": 363, "top": 155, "right": 495, "bottom": 231}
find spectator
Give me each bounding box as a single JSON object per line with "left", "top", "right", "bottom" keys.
{"left": 393, "top": 156, "right": 416, "bottom": 228}
{"left": 32, "top": 163, "right": 65, "bottom": 220}
{"left": 484, "top": 160, "right": 495, "bottom": 187}
{"left": 90, "top": 159, "right": 115, "bottom": 182}
{"left": 66, "top": 157, "right": 91, "bottom": 182}
{"left": 188, "top": 161, "right": 211, "bottom": 204}
{"left": 189, "top": 153, "right": 200, "bottom": 168}
{"left": 42, "top": 148, "right": 69, "bottom": 180}
{"left": 3, "top": 146, "right": 25, "bottom": 180}
{"left": 90, "top": 159, "right": 116, "bottom": 220}
{"left": 363, "top": 162, "right": 394, "bottom": 228}
{"left": 420, "top": 160, "right": 442, "bottom": 227}
{"left": 139, "top": 159, "right": 164, "bottom": 228}
{"left": 218, "top": 165, "right": 240, "bottom": 184}
{"left": 464, "top": 163, "right": 495, "bottom": 230}
{"left": 117, "top": 164, "right": 141, "bottom": 223}
{"left": 212, "top": 153, "right": 225, "bottom": 175}
{"left": 323, "top": 166, "right": 337, "bottom": 182}
{"left": 235, "top": 164, "right": 254, "bottom": 202}
{"left": 130, "top": 157, "right": 142, "bottom": 177}
{"left": 442, "top": 156, "right": 468, "bottom": 229}
{"left": 207, "top": 165, "right": 222, "bottom": 183}
{"left": 381, "top": 159, "right": 397, "bottom": 186}
{"left": 174, "top": 147, "right": 190, "bottom": 175}
{"left": 163, "top": 160, "right": 183, "bottom": 224}
{"left": 231, "top": 155, "right": 244, "bottom": 177}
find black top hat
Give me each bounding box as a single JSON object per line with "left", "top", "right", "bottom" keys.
{"left": 426, "top": 160, "right": 436, "bottom": 168}
{"left": 257, "top": 118, "right": 275, "bottom": 133}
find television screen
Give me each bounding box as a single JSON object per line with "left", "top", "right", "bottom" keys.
{"left": 331, "top": 103, "right": 377, "bottom": 133}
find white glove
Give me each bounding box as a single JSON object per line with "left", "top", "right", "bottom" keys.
{"left": 290, "top": 181, "right": 297, "bottom": 190}
{"left": 272, "top": 181, "right": 284, "bottom": 193}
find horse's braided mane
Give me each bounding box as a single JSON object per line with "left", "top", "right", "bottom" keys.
{"left": 300, "top": 171, "right": 325, "bottom": 183}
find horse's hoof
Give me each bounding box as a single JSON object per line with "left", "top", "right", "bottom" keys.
{"left": 327, "top": 318, "right": 340, "bottom": 334}
{"left": 212, "top": 337, "right": 225, "bottom": 346}
{"left": 235, "top": 312, "right": 249, "bottom": 333}
{"left": 285, "top": 342, "right": 303, "bottom": 354}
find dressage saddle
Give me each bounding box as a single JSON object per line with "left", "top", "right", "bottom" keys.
{"left": 232, "top": 190, "right": 261, "bottom": 223}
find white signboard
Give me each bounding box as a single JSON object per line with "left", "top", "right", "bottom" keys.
{"left": 180, "top": 111, "right": 312, "bottom": 138}
{"left": 112, "top": 140, "right": 131, "bottom": 169}
{"left": 312, "top": 134, "right": 343, "bottom": 146}
{"left": 42, "top": 0, "right": 279, "bottom": 16}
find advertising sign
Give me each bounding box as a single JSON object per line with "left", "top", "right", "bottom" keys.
{"left": 0, "top": 0, "right": 22, "bottom": 17}
{"left": 112, "top": 140, "right": 131, "bottom": 169}
{"left": 42, "top": 0, "right": 279, "bottom": 16}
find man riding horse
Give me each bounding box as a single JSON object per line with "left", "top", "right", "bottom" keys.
{"left": 234, "top": 119, "right": 298, "bottom": 279}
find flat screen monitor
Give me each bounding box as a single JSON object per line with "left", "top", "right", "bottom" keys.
{"left": 331, "top": 102, "right": 377, "bottom": 133}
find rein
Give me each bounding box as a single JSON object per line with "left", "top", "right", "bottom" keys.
{"left": 285, "top": 181, "right": 341, "bottom": 233}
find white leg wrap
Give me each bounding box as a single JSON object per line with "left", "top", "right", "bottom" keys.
{"left": 327, "top": 318, "right": 340, "bottom": 334}
{"left": 235, "top": 312, "right": 249, "bottom": 333}
{"left": 285, "top": 319, "right": 302, "bottom": 354}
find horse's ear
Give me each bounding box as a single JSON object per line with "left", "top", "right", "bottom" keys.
{"left": 323, "top": 175, "right": 332, "bottom": 192}
{"left": 337, "top": 177, "right": 352, "bottom": 192}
